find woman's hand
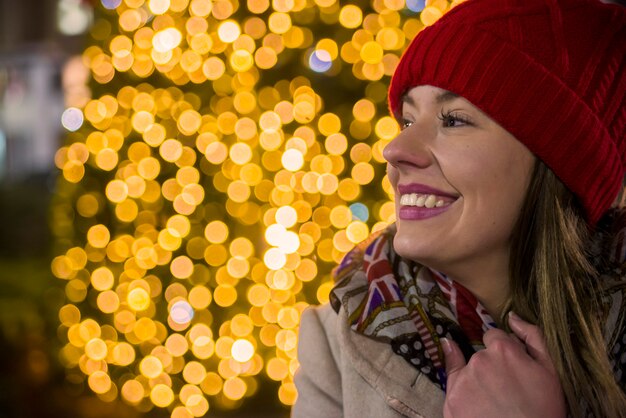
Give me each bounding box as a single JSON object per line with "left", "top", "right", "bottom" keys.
{"left": 442, "top": 312, "right": 567, "bottom": 418}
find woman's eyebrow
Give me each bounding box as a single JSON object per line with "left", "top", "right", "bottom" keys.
{"left": 435, "top": 90, "right": 459, "bottom": 104}
{"left": 400, "top": 90, "right": 460, "bottom": 107}
{"left": 400, "top": 93, "right": 414, "bottom": 106}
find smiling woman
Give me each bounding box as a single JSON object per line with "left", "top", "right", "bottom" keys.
{"left": 385, "top": 86, "right": 535, "bottom": 316}
{"left": 292, "top": 0, "right": 626, "bottom": 417}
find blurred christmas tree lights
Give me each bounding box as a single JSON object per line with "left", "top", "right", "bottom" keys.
{"left": 51, "top": 0, "right": 458, "bottom": 415}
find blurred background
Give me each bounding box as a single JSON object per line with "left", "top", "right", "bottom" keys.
{"left": 1, "top": 0, "right": 623, "bottom": 417}
{"left": 0, "top": 0, "right": 395, "bottom": 416}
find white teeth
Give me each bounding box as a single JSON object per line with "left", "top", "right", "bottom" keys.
{"left": 424, "top": 195, "right": 437, "bottom": 208}
{"left": 400, "top": 193, "right": 451, "bottom": 208}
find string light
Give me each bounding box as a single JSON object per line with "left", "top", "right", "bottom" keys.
{"left": 52, "top": 0, "right": 457, "bottom": 415}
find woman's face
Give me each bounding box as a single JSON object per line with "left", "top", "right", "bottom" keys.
{"left": 384, "top": 85, "right": 535, "bottom": 272}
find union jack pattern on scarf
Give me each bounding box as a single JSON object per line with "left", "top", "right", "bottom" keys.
{"left": 330, "top": 210, "right": 626, "bottom": 392}
{"left": 356, "top": 233, "right": 402, "bottom": 330}
{"left": 430, "top": 270, "right": 496, "bottom": 345}
{"left": 330, "top": 224, "right": 497, "bottom": 389}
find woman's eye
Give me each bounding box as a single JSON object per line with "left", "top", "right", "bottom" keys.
{"left": 438, "top": 110, "right": 471, "bottom": 128}
{"left": 401, "top": 119, "right": 414, "bottom": 130}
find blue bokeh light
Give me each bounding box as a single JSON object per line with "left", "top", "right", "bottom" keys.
{"left": 101, "top": 0, "right": 122, "bottom": 10}
{"left": 406, "top": 0, "right": 426, "bottom": 13}
{"left": 309, "top": 50, "right": 333, "bottom": 73}
{"left": 350, "top": 203, "right": 369, "bottom": 222}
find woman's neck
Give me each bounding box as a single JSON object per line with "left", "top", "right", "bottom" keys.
{"left": 427, "top": 252, "right": 511, "bottom": 324}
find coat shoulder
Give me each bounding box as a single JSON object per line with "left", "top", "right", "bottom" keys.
{"left": 292, "top": 304, "right": 343, "bottom": 418}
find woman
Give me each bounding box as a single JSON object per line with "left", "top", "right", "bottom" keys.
{"left": 292, "top": 0, "right": 626, "bottom": 417}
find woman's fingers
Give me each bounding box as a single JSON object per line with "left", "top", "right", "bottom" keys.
{"left": 443, "top": 322, "right": 566, "bottom": 418}
{"left": 442, "top": 338, "right": 466, "bottom": 390}
{"left": 508, "top": 311, "right": 556, "bottom": 373}
{"left": 482, "top": 327, "right": 515, "bottom": 348}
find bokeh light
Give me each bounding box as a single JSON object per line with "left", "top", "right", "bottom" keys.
{"left": 61, "top": 107, "right": 85, "bottom": 131}
{"left": 52, "top": 0, "right": 457, "bottom": 415}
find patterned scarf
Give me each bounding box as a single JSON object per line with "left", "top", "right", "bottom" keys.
{"left": 330, "top": 211, "right": 626, "bottom": 392}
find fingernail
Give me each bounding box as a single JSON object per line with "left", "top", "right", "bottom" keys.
{"left": 441, "top": 338, "right": 453, "bottom": 355}
{"left": 508, "top": 311, "right": 521, "bottom": 322}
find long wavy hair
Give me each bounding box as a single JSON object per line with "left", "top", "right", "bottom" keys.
{"left": 505, "top": 160, "right": 626, "bottom": 417}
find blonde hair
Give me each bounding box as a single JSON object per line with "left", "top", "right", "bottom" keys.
{"left": 506, "top": 160, "right": 626, "bottom": 417}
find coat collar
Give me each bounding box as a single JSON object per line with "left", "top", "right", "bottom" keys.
{"left": 336, "top": 307, "right": 445, "bottom": 418}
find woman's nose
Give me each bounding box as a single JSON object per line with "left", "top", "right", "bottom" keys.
{"left": 383, "top": 124, "right": 434, "bottom": 169}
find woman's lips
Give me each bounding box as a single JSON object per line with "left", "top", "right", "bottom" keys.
{"left": 397, "top": 183, "right": 459, "bottom": 199}
{"left": 399, "top": 193, "right": 456, "bottom": 208}
{"left": 398, "top": 203, "right": 454, "bottom": 220}
{"left": 396, "top": 183, "right": 459, "bottom": 220}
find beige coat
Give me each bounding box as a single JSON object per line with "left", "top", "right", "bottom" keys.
{"left": 292, "top": 303, "right": 445, "bottom": 418}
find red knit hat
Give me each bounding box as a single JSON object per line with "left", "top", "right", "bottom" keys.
{"left": 388, "top": 0, "right": 626, "bottom": 225}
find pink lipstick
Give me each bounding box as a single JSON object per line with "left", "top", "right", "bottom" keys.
{"left": 397, "top": 183, "right": 458, "bottom": 198}
{"left": 397, "top": 183, "right": 459, "bottom": 220}
{"left": 398, "top": 205, "right": 453, "bottom": 220}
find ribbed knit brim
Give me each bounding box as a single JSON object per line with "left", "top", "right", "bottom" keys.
{"left": 388, "top": 0, "right": 626, "bottom": 225}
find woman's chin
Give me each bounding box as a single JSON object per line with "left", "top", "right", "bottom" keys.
{"left": 392, "top": 231, "right": 432, "bottom": 264}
